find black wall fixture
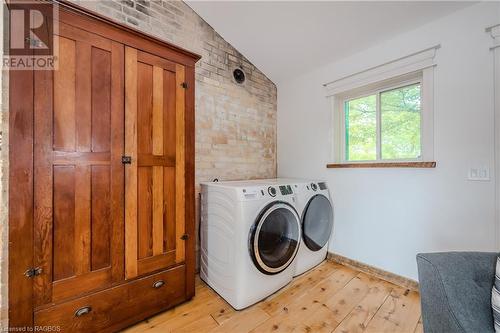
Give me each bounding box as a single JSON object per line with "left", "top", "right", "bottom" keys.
{"left": 233, "top": 68, "right": 246, "bottom": 84}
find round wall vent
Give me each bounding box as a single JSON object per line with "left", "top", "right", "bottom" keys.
{"left": 233, "top": 68, "right": 245, "bottom": 84}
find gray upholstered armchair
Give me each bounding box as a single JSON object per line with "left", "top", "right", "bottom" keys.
{"left": 416, "top": 252, "right": 497, "bottom": 333}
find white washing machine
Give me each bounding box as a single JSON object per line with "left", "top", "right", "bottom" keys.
{"left": 294, "top": 180, "right": 334, "bottom": 276}
{"left": 200, "top": 180, "right": 302, "bottom": 310}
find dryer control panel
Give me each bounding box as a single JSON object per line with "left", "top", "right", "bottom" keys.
{"left": 306, "top": 182, "right": 328, "bottom": 192}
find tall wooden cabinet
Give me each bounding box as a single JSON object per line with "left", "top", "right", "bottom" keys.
{"left": 8, "top": 2, "right": 199, "bottom": 331}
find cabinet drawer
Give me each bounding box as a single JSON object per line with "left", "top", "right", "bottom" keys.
{"left": 35, "top": 265, "right": 187, "bottom": 332}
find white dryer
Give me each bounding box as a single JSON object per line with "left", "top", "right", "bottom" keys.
{"left": 200, "top": 180, "right": 301, "bottom": 310}
{"left": 294, "top": 181, "right": 334, "bottom": 276}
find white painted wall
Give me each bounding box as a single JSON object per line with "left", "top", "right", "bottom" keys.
{"left": 277, "top": 2, "right": 500, "bottom": 280}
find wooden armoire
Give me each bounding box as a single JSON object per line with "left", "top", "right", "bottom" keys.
{"left": 8, "top": 1, "right": 199, "bottom": 331}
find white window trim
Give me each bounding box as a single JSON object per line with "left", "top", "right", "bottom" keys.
{"left": 326, "top": 46, "right": 438, "bottom": 164}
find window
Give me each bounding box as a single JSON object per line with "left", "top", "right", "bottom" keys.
{"left": 344, "top": 82, "right": 422, "bottom": 162}
{"left": 326, "top": 46, "right": 437, "bottom": 167}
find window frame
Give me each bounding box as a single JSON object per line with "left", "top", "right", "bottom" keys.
{"left": 332, "top": 69, "right": 434, "bottom": 165}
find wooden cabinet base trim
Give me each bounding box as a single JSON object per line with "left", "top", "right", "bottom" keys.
{"left": 34, "top": 263, "right": 186, "bottom": 312}
{"left": 35, "top": 265, "right": 186, "bottom": 332}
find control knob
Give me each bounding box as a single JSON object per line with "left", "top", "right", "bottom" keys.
{"left": 268, "top": 186, "right": 277, "bottom": 197}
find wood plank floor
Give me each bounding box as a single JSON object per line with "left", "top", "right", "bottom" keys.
{"left": 123, "top": 261, "right": 422, "bottom": 333}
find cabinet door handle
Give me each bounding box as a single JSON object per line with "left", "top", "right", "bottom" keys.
{"left": 74, "top": 306, "right": 92, "bottom": 317}
{"left": 153, "top": 280, "right": 165, "bottom": 289}
{"left": 121, "top": 156, "right": 132, "bottom": 164}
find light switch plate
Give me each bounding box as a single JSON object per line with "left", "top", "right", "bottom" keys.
{"left": 468, "top": 167, "right": 490, "bottom": 181}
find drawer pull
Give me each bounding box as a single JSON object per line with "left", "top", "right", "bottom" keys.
{"left": 74, "top": 306, "right": 92, "bottom": 317}
{"left": 153, "top": 280, "right": 165, "bottom": 289}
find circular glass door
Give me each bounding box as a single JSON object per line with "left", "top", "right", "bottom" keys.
{"left": 250, "top": 203, "right": 301, "bottom": 275}
{"left": 302, "top": 195, "right": 334, "bottom": 251}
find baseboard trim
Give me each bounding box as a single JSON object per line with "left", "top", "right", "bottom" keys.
{"left": 327, "top": 252, "right": 419, "bottom": 291}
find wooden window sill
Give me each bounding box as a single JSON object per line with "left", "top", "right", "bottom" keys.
{"left": 326, "top": 161, "right": 436, "bottom": 168}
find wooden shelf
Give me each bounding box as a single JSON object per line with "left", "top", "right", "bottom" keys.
{"left": 326, "top": 161, "right": 436, "bottom": 169}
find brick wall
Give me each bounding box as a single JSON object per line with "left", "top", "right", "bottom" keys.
{"left": 0, "top": 0, "right": 277, "bottom": 326}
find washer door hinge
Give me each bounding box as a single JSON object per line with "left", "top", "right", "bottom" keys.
{"left": 25, "top": 267, "right": 42, "bottom": 278}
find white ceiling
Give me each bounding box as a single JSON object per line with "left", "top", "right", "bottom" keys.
{"left": 187, "top": 1, "right": 474, "bottom": 83}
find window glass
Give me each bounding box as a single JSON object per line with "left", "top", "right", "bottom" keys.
{"left": 345, "top": 95, "right": 377, "bottom": 161}
{"left": 381, "top": 84, "right": 421, "bottom": 160}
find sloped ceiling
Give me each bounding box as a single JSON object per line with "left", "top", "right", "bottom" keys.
{"left": 187, "top": 1, "right": 474, "bottom": 83}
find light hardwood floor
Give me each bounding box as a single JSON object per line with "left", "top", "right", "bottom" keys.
{"left": 124, "top": 261, "right": 422, "bottom": 333}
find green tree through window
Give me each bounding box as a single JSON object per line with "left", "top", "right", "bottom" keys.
{"left": 345, "top": 95, "right": 377, "bottom": 161}
{"left": 344, "top": 83, "right": 421, "bottom": 161}
{"left": 381, "top": 84, "right": 421, "bottom": 159}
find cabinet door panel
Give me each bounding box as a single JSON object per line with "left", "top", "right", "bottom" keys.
{"left": 91, "top": 165, "right": 112, "bottom": 270}
{"left": 125, "top": 47, "right": 186, "bottom": 279}
{"left": 52, "top": 166, "right": 76, "bottom": 281}
{"left": 138, "top": 167, "right": 153, "bottom": 259}
{"left": 33, "top": 23, "right": 124, "bottom": 307}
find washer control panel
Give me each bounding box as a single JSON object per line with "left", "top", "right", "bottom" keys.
{"left": 279, "top": 185, "right": 293, "bottom": 195}
{"left": 240, "top": 184, "right": 295, "bottom": 200}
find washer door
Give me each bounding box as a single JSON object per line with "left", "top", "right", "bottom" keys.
{"left": 250, "top": 202, "right": 301, "bottom": 275}
{"left": 302, "top": 194, "right": 334, "bottom": 251}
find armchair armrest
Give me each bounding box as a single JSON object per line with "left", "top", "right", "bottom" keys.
{"left": 417, "top": 252, "right": 497, "bottom": 333}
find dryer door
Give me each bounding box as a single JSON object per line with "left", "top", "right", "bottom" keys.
{"left": 250, "top": 202, "right": 301, "bottom": 275}
{"left": 302, "top": 194, "right": 334, "bottom": 251}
